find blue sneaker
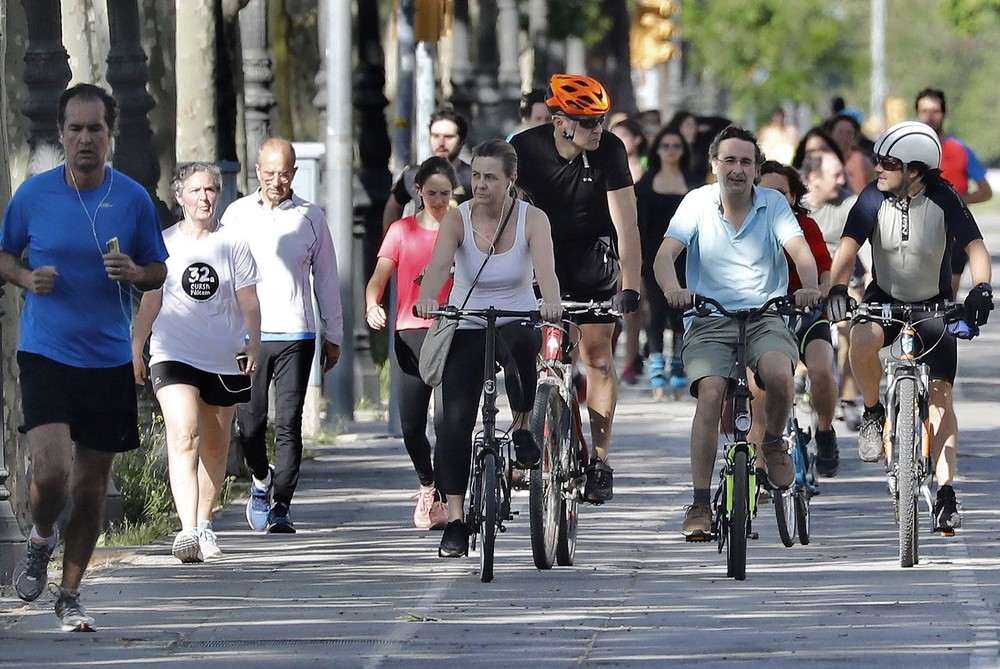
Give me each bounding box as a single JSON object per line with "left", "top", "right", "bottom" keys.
{"left": 245, "top": 467, "right": 273, "bottom": 531}
{"left": 266, "top": 504, "right": 296, "bottom": 534}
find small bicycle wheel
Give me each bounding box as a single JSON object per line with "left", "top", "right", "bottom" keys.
{"left": 529, "top": 385, "right": 563, "bottom": 570}
{"left": 479, "top": 451, "right": 499, "bottom": 582}
{"left": 896, "top": 377, "right": 919, "bottom": 568}
{"left": 727, "top": 449, "right": 749, "bottom": 581}
{"left": 556, "top": 410, "right": 581, "bottom": 566}
{"left": 773, "top": 487, "right": 796, "bottom": 548}
{"left": 795, "top": 491, "right": 810, "bottom": 545}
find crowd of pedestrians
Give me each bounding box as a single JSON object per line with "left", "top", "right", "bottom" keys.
{"left": 0, "top": 75, "right": 994, "bottom": 631}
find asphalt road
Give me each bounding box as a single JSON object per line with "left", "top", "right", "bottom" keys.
{"left": 1, "top": 215, "right": 998, "bottom": 668}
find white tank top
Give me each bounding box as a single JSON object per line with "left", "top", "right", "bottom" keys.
{"left": 450, "top": 199, "right": 537, "bottom": 329}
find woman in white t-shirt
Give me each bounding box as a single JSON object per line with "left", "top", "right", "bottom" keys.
{"left": 132, "top": 163, "right": 262, "bottom": 563}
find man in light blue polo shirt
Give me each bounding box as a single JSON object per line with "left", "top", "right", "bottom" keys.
{"left": 653, "top": 125, "right": 821, "bottom": 540}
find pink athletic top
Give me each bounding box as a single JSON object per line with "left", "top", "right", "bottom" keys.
{"left": 378, "top": 215, "right": 452, "bottom": 331}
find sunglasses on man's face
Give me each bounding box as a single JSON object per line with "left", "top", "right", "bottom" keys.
{"left": 877, "top": 155, "right": 904, "bottom": 171}
{"left": 574, "top": 115, "right": 605, "bottom": 130}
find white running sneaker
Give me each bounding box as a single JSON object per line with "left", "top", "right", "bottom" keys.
{"left": 171, "top": 529, "right": 203, "bottom": 563}
{"left": 199, "top": 526, "right": 222, "bottom": 560}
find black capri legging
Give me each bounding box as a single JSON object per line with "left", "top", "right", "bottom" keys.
{"left": 394, "top": 329, "right": 437, "bottom": 486}
{"left": 435, "top": 322, "right": 541, "bottom": 496}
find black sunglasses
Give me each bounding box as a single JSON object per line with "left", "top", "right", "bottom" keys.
{"left": 876, "top": 154, "right": 904, "bottom": 171}
{"left": 574, "top": 115, "right": 606, "bottom": 130}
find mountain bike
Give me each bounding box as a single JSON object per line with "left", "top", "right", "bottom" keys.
{"left": 690, "top": 294, "right": 808, "bottom": 581}
{"left": 427, "top": 305, "right": 540, "bottom": 583}
{"left": 529, "top": 300, "right": 616, "bottom": 570}
{"left": 850, "top": 301, "right": 965, "bottom": 568}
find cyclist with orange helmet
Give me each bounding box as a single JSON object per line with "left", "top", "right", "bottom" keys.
{"left": 509, "top": 73, "right": 643, "bottom": 503}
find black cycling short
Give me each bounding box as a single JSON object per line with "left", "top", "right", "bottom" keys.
{"left": 150, "top": 360, "right": 251, "bottom": 407}
{"left": 861, "top": 285, "right": 957, "bottom": 384}
{"left": 17, "top": 351, "right": 141, "bottom": 453}
{"left": 791, "top": 311, "right": 833, "bottom": 362}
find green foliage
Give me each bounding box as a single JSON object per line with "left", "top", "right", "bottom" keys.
{"left": 549, "top": 0, "right": 613, "bottom": 46}
{"left": 682, "top": 0, "right": 865, "bottom": 120}
{"left": 944, "top": 0, "right": 1000, "bottom": 33}
{"left": 111, "top": 412, "right": 174, "bottom": 529}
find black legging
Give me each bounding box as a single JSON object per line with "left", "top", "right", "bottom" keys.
{"left": 435, "top": 323, "right": 541, "bottom": 496}
{"left": 394, "top": 329, "right": 436, "bottom": 486}
{"left": 642, "top": 270, "right": 684, "bottom": 357}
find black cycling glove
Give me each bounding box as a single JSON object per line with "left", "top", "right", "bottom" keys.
{"left": 964, "top": 282, "right": 994, "bottom": 326}
{"left": 826, "top": 284, "right": 852, "bottom": 323}
{"left": 611, "top": 289, "right": 641, "bottom": 315}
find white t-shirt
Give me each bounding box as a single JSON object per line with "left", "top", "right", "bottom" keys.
{"left": 150, "top": 222, "right": 261, "bottom": 374}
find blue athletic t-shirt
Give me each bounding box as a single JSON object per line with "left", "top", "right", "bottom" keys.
{"left": 0, "top": 166, "right": 168, "bottom": 367}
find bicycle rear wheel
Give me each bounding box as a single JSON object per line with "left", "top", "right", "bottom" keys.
{"left": 795, "top": 491, "right": 810, "bottom": 545}
{"left": 896, "top": 377, "right": 919, "bottom": 568}
{"left": 773, "top": 487, "right": 796, "bottom": 548}
{"left": 530, "top": 384, "right": 563, "bottom": 570}
{"left": 556, "top": 414, "right": 581, "bottom": 566}
{"left": 479, "top": 451, "right": 499, "bottom": 582}
{"left": 727, "top": 448, "right": 749, "bottom": 580}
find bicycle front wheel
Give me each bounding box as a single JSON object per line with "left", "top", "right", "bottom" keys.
{"left": 773, "top": 487, "right": 796, "bottom": 548}
{"left": 727, "top": 449, "right": 750, "bottom": 580}
{"left": 479, "top": 451, "right": 499, "bottom": 582}
{"left": 556, "top": 414, "right": 581, "bottom": 566}
{"left": 529, "top": 384, "right": 563, "bottom": 570}
{"left": 896, "top": 377, "right": 919, "bottom": 568}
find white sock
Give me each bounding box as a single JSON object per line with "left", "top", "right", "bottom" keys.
{"left": 30, "top": 526, "right": 57, "bottom": 548}
{"left": 197, "top": 520, "right": 212, "bottom": 532}
{"left": 253, "top": 470, "right": 272, "bottom": 488}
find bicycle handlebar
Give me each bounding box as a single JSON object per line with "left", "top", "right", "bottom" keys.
{"left": 689, "top": 294, "right": 814, "bottom": 320}
{"left": 419, "top": 305, "right": 542, "bottom": 322}
{"left": 560, "top": 299, "right": 618, "bottom": 316}
{"left": 851, "top": 301, "right": 964, "bottom": 325}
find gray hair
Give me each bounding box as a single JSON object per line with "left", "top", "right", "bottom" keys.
{"left": 171, "top": 162, "right": 222, "bottom": 200}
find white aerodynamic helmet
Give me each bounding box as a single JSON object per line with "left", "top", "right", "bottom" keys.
{"left": 873, "top": 121, "right": 942, "bottom": 169}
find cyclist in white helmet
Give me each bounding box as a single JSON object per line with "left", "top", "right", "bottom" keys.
{"left": 827, "top": 121, "right": 993, "bottom": 534}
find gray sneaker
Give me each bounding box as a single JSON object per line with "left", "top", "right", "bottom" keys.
{"left": 14, "top": 535, "right": 56, "bottom": 602}
{"left": 858, "top": 405, "right": 885, "bottom": 462}
{"left": 53, "top": 586, "right": 95, "bottom": 632}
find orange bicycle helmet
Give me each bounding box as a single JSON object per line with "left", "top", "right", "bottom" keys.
{"left": 546, "top": 74, "right": 611, "bottom": 117}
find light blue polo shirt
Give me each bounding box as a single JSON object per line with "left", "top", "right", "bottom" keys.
{"left": 665, "top": 183, "right": 803, "bottom": 312}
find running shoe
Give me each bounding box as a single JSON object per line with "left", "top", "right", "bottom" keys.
{"left": 53, "top": 586, "right": 95, "bottom": 632}
{"left": 933, "top": 486, "right": 962, "bottom": 535}
{"left": 841, "top": 400, "right": 862, "bottom": 432}
{"left": 857, "top": 404, "right": 885, "bottom": 462}
{"left": 682, "top": 504, "right": 712, "bottom": 540}
{"left": 413, "top": 484, "right": 436, "bottom": 529}
{"left": 621, "top": 366, "right": 639, "bottom": 385}
{"left": 172, "top": 529, "right": 203, "bottom": 563}
{"left": 245, "top": 465, "right": 274, "bottom": 532}
{"left": 512, "top": 429, "right": 540, "bottom": 468}
{"left": 199, "top": 526, "right": 222, "bottom": 560}
{"left": 584, "top": 459, "right": 614, "bottom": 503}
{"left": 814, "top": 429, "right": 840, "bottom": 478}
{"left": 428, "top": 500, "right": 449, "bottom": 530}
{"left": 761, "top": 440, "right": 794, "bottom": 489}
{"left": 267, "top": 504, "right": 296, "bottom": 534}
{"left": 13, "top": 532, "right": 57, "bottom": 602}
{"left": 438, "top": 520, "right": 469, "bottom": 558}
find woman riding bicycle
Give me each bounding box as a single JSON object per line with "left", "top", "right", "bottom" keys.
{"left": 415, "top": 139, "right": 563, "bottom": 558}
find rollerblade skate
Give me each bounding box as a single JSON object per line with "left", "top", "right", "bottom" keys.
{"left": 648, "top": 352, "right": 667, "bottom": 401}
{"left": 668, "top": 354, "right": 687, "bottom": 400}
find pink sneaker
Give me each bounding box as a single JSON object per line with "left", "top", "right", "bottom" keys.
{"left": 428, "top": 500, "right": 449, "bottom": 530}
{"left": 413, "top": 485, "right": 436, "bottom": 529}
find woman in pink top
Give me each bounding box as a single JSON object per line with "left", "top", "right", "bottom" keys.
{"left": 365, "top": 157, "right": 457, "bottom": 530}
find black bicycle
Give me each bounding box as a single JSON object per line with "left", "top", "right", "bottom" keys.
{"left": 850, "top": 301, "right": 965, "bottom": 567}
{"left": 688, "top": 294, "right": 810, "bottom": 580}
{"left": 529, "top": 300, "right": 616, "bottom": 570}
{"left": 426, "top": 305, "right": 540, "bottom": 582}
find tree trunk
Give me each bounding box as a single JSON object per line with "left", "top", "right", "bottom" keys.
{"left": 175, "top": 0, "right": 217, "bottom": 161}
{"left": 588, "top": 0, "right": 636, "bottom": 114}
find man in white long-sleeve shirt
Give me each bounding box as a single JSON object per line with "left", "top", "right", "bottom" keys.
{"left": 221, "top": 137, "right": 344, "bottom": 534}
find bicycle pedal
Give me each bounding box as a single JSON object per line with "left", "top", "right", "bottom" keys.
{"left": 684, "top": 533, "right": 711, "bottom": 543}
{"left": 749, "top": 532, "right": 759, "bottom": 540}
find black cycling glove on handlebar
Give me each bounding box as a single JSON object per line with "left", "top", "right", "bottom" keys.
{"left": 611, "top": 289, "right": 641, "bottom": 314}
{"left": 964, "top": 282, "right": 994, "bottom": 326}
{"left": 826, "top": 284, "right": 852, "bottom": 323}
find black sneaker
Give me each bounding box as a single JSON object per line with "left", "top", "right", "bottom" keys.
{"left": 584, "top": 459, "right": 614, "bottom": 504}
{"left": 857, "top": 404, "right": 885, "bottom": 462}
{"left": 933, "top": 486, "right": 962, "bottom": 535}
{"left": 438, "top": 520, "right": 469, "bottom": 558}
{"left": 814, "top": 429, "right": 840, "bottom": 477}
{"left": 266, "top": 504, "right": 297, "bottom": 534}
{"left": 511, "top": 429, "right": 540, "bottom": 468}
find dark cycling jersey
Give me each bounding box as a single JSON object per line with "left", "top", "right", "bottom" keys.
{"left": 842, "top": 180, "right": 982, "bottom": 302}
{"left": 390, "top": 159, "right": 472, "bottom": 210}
{"left": 509, "top": 123, "right": 633, "bottom": 294}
